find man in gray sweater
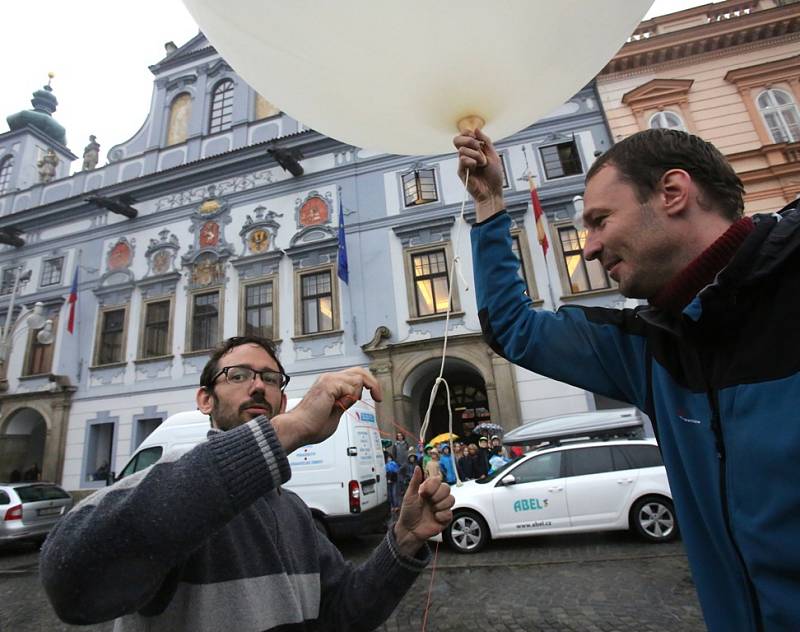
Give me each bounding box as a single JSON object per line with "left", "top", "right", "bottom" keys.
{"left": 41, "top": 335, "right": 454, "bottom": 631}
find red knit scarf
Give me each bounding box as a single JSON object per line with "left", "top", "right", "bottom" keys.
{"left": 649, "top": 216, "right": 754, "bottom": 312}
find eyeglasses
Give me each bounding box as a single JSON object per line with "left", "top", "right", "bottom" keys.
{"left": 211, "top": 365, "right": 290, "bottom": 390}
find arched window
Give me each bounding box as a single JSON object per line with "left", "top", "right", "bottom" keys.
{"left": 757, "top": 89, "right": 800, "bottom": 143}
{"left": 166, "top": 93, "right": 192, "bottom": 146}
{"left": 0, "top": 155, "right": 12, "bottom": 194}
{"left": 209, "top": 80, "right": 235, "bottom": 134}
{"left": 649, "top": 111, "right": 685, "bottom": 131}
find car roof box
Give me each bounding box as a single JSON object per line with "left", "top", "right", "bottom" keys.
{"left": 503, "top": 408, "right": 643, "bottom": 445}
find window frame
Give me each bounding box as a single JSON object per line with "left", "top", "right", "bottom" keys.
{"left": 756, "top": 88, "right": 800, "bottom": 144}
{"left": 539, "top": 140, "right": 584, "bottom": 181}
{"left": 93, "top": 306, "right": 128, "bottom": 367}
{"left": 208, "top": 79, "right": 235, "bottom": 135}
{"left": 187, "top": 288, "right": 223, "bottom": 353}
{"left": 240, "top": 276, "right": 279, "bottom": 340}
{"left": 294, "top": 265, "right": 339, "bottom": 337}
{"left": 138, "top": 296, "right": 174, "bottom": 360}
{"left": 648, "top": 110, "right": 686, "bottom": 131}
{"left": 82, "top": 417, "right": 117, "bottom": 488}
{"left": 40, "top": 256, "right": 65, "bottom": 288}
{"left": 403, "top": 242, "right": 462, "bottom": 321}
{"left": 552, "top": 220, "right": 613, "bottom": 297}
{"left": 0, "top": 154, "right": 13, "bottom": 195}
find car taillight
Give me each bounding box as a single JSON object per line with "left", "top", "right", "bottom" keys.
{"left": 348, "top": 480, "right": 361, "bottom": 514}
{"left": 4, "top": 504, "right": 22, "bottom": 521}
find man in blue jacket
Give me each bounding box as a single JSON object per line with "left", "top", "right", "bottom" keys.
{"left": 454, "top": 127, "right": 800, "bottom": 632}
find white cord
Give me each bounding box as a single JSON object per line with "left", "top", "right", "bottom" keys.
{"left": 417, "top": 170, "right": 471, "bottom": 487}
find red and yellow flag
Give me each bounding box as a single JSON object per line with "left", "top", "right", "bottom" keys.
{"left": 528, "top": 175, "right": 549, "bottom": 256}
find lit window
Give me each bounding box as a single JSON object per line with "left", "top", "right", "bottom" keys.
{"left": 142, "top": 300, "right": 171, "bottom": 358}
{"left": 209, "top": 80, "right": 235, "bottom": 134}
{"left": 401, "top": 168, "right": 438, "bottom": 206}
{"left": 301, "top": 271, "right": 334, "bottom": 334}
{"left": 40, "top": 257, "right": 64, "bottom": 287}
{"left": 244, "top": 281, "right": 274, "bottom": 339}
{"left": 649, "top": 111, "right": 685, "bottom": 131}
{"left": 540, "top": 141, "right": 583, "bottom": 179}
{"left": 558, "top": 226, "right": 610, "bottom": 294}
{"left": 412, "top": 250, "right": 450, "bottom": 316}
{"left": 191, "top": 291, "right": 219, "bottom": 351}
{"left": 0, "top": 155, "right": 13, "bottom": 195}
{"left": 96, "top": 308, "right": 126, "bottom": 365}
{"left": 757, "top": 89, "right": 800, "bottom": 144}
{"left": 166, "top": 93, "right": 192, "bottom": 146}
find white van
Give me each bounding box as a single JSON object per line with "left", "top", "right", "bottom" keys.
{"left": 117, "top": 399, "right": 389, "bottom": 539}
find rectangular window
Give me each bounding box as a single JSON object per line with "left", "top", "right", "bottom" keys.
{"left": 97, "top": 308, "right": 126, "bottom": 365}
{"left": 401, "top": 168, "right": 438, "bottom": 206}
{"left": 40, "top": 257, "right": 64, "bottom": 287}
{"left": 191, "top": 291, "right": 219, "bottom": 351}
{"left": 558, "top": 226, "right": 610, "bottom": 294}
{"left": 301, "top": 271, "right": 334, "bottom": 334}
{"left": 412, "top": 250, "right": 450, "bottom": 316}
{"left": 135, "top": 417, "right": 162, "bottom": 449}
{"left": 244, "top": 281, "right": 274, "bottom": 339}
{"left": 0, "top": 268, "right": 16, "bottom": 296}
{"left": 85, "top": 422, "right": 114, "bottom": 484}
{"left": 25, "top": 316, "right": 57, "bottom": 376}
{"left": 142, "top": 300, "right": 171, "bottom": 358}
{"left": 540, "top": 141, "right": 583, "bottom": 179}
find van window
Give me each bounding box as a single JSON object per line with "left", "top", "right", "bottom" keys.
{"left": 119, "top": 446, "right": 163, "bottom": 480}
{"left": 566, "top": 446, "right": 614, "bottom": 477}
{"left": 613, "top": 445, "right": 662, "bottom": 470}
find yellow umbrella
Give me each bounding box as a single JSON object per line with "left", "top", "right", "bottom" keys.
{"left": 428, "top": 432, "right": 458, "bottom": 446}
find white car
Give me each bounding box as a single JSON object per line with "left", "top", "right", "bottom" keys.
{"left": 440, "top": 439, "right": 676, "bottom": 553}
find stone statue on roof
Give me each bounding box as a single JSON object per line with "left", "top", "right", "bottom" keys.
{"left": 82, "top": 135, "right": 100, "bottom": 171}
{"left": 37, "top": 149, "right": 59, "bottom": 183}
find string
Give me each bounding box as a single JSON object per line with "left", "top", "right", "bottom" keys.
{"left": 420, "top": 540, "right": 440, "bottom": 632}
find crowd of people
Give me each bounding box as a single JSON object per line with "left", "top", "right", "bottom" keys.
{"left": 384, "top": 431, "right": 524, "bottom": 511}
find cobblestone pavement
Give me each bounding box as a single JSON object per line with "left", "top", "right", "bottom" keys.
{"left": 1, "top": 531, "right": 705, "bottom": 632}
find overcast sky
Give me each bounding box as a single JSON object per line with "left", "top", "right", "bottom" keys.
{"left": 1, "top": 1, "right": 717, "bottom": 170}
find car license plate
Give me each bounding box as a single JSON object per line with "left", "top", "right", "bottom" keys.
{"left": 37, "top": 507, "right": 62, "bottom": 517}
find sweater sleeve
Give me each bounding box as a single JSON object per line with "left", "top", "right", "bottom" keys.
{"left": 472, "top": 212, "right": 649, "bottom": 409}
{"left": 40, "top": 415, "right": 291, "bottom": 625}
{"left": 315, "top": 525, "right": 430, "bottom": 632}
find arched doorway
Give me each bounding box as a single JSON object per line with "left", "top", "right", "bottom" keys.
{"left": 0, "top": 407, "right": 47, "bottom": 482}
{"left": 407, "top": 358, "right": 491, "bottom": 440}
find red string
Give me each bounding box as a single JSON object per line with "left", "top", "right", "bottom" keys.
{"left": 420, "top": 540, "right": 440, "bottom": 631}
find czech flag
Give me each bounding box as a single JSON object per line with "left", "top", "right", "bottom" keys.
{"left": 67, "top": 268, "right": 78, "bottom": 334}
{"left": 528, "top": 174, "right": 549, "bottom": 257}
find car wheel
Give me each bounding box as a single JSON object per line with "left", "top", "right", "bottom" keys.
{"left": 631, "top": 496, "right": 678, "bottom": 543}
{"left": 444, "top": 511, "right": 489, "bottom": 554}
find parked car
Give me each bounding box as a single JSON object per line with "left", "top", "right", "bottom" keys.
{"left": 436, "top": 438, "right": 676, "bottom": 553}
{"left": 0, "top": 482, "right": 73, "bottom": 546}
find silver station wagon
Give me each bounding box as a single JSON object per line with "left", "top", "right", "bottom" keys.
{"left": 0, "top": 482, "right": 73, "bottom": 545}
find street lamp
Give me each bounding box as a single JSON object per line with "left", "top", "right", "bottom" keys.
{"left": 0, "top": 267, "right": 53, "bottom": 369}
{"left": 572, "top": 195, "right": 585, "bottom": 231}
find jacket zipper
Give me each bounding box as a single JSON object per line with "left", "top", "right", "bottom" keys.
{"left": 707, "top": 389, "right": 764, "bottom": 632}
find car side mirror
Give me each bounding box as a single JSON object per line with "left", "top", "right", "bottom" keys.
{"left": 501, "top": 474, "right": 516, "bottom": 486}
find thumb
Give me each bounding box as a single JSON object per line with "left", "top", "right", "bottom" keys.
{"left": 405, "top": 465, "right": 423, "bottom": 497}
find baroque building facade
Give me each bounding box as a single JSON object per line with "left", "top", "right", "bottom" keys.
{"left": 596, "top": 0, "right": 800, "bottom": 212}
{"left": 0, "top": 34, "right": 627, "bottom": 492}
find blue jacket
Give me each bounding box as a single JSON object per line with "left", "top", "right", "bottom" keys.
{"left": 472, "top": 206, "right": 800, "bottom": 632}
{"left": 439, "top": 454, "right": 457, "bottom": 484}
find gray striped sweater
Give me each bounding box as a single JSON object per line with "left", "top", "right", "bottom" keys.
{"left": 40, "top": 415, "right": 430, "bottom": 631}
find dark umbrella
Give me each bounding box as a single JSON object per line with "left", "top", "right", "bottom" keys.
{"left": 473, "top": 422, "right": 504, "bottom": 437}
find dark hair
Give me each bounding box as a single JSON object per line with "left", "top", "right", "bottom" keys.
{"left": 199, "top": 335, "right": 286, "bottom": 390}
{"left": 586, "top": 128, "right": 744, "bottom": 221}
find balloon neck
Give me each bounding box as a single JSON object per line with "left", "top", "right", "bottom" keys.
{"left": 457, "top": 115, "right": 485, "bottom": 135}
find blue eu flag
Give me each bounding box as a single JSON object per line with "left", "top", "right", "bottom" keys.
{"left": 337, "top": 196, "right": 349, "bottom": 284}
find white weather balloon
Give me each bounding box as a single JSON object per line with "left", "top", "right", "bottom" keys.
{"left": 183, "top": 0, "right": 653, "bottom": 156}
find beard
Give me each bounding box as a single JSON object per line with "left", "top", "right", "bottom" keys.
{"left": 210, "top": 392, "right": 275, "bottom": 431}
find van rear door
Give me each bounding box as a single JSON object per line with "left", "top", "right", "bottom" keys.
{"left": 347, "top": 408, "right": 384, "bottom": 511}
